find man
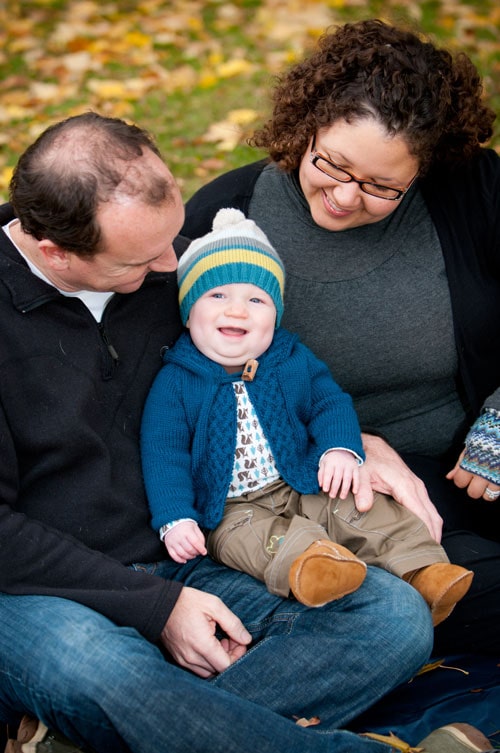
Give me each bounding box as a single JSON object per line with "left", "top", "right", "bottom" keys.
{"left": 0, "top": 113, "right": 490, "bottom": 753}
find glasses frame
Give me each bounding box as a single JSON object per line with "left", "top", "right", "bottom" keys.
{"left": 309, "top": 135, "right": 417, "bottom": 201}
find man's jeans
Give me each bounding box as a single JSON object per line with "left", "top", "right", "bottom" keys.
{"left": 0, "top": 559, "right": 432, "bottom": 753}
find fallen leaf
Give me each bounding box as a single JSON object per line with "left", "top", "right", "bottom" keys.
{"left": 415, "top": 658, "right": 445, "bottom": 676}
{"left": 202, "top": 120, "right": 243, "bottom": 151}
{"left": 361, "top": 731, "right": 422, "bottom": 752}
{"left": 216, "top": 59, "right": 254, "bottom": 78}
{"left": 227, "top": 108, "right": 260, "bottom": 126}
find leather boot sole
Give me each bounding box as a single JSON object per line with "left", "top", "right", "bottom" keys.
{"left": 289, "top": 539, "right": 367, "bottom": 607}
{"left": 408, "top": 563, "right": 474, "bottom": 626}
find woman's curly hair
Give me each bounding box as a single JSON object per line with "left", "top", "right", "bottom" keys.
{"left": 251, "top": 19, "right": 496, "bottom": 174}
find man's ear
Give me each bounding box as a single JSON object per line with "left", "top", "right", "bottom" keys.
{"left": 38, "top": 240, "right": 71, "bottom": 271}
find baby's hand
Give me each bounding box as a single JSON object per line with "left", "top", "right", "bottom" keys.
{"left": 318, "top": 450, "right": 360, "bottom": 500}
{"left": 164, "top": 521, "right": 207, "bottom": 563}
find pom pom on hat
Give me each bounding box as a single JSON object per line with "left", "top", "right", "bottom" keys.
{"left": 212, "top": 207, "right": 245, "bottom": 231}
{"left": 177, "top": 208, "right": 285, "bottom": 326}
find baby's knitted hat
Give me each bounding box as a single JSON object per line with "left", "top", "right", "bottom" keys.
{"left": 177, "top": 208, "right": 285, "bottom": 326}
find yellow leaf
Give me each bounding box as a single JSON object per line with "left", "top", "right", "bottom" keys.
{"left": 202, "top": 120, "right": 242, "bottom": 151}
{"left": 415, "top": 658, "right": 445, "bottom": 676}
{"left": 0, "top": 165, "right": 14, "bottom": 190}
{"left": 187, "top": 17, "right": 203, "bottom": 32}
{"left": 227, "top": 108, "right": 260, "bottom": 126}
{"left": 208, "top": 52, "right": 224, "bottom": 66}
{"left": 106, "top": 101, "right": 135, "bottom": 119}
{"left": 124, "top": 31, "right": 151, "bottom": 48}
{"left": 86, "top": 79, "right": 151, "bottom": 100}
{"left": 8, "top": 37, "right": 38, "bottom": 54}
{"left": 0, "top": 104, "right": 35, "bottom": 122}
{"left": 87, "top": 80, "right": 131, "bottom": 99}
{"left": 415, "top": 658, "right": 469, "bottom": 678}
{"left": 199, "top": 72, "right": 218, "bottom": 89}
{"left": 163, "top": 66, "right": 198, "bottom": 93}
{"left": 69, "top": 0, "right": 100, "bottom": 20}
{"left": 361, "top": 731, "right": 422, "bottom": 752}
{"left": 216, "top": 59, "right": 254, "bottom": 78}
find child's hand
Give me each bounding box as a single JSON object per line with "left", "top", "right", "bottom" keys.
{"left": 164, "top": 521, "right": 207, "bottom": 563}
{"left": 318, "top": 450, "right": 360, "bottom": 500}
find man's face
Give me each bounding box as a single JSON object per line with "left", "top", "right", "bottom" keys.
{"left": 51, "top": 157, "right": 184, "bottom": 294}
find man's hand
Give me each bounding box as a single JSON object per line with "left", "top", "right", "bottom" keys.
{"left": 355, "top": 433, "right": 443, "bottom": 542}
{"left": 164, "top": 520, "right": 207, "bottom": 563}
{"left": 161, "top": 586, "right": 252, "bottom": 678}
{"left": 447, "top": 449, "right": 500, "bottom": 501}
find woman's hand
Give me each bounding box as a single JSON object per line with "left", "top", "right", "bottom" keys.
{"left": 447, "top": 449, "right": 500, "bottom": 501}
{"left": 355, "top": 433, "right": 443, "bottom": 542}
{"left": 448, "top": 409, "right": 500, "bottom": 501}
{"left": 161, "top": 587, "right": 251, "bottom": 678}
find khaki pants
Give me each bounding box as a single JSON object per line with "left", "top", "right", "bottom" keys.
{"left": 207, "top": 479, "right": 448, "bottom": 597}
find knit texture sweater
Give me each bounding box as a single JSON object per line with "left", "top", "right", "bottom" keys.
{"left": 140, "top": 329, "right": 364, "bottom": 531}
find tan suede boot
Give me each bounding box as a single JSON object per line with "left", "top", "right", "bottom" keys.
{"left": 288, "top": 539, "right": 367, "bottom": 607}
{"left": 405, "top": 563, "right": 474, "bottom": 626}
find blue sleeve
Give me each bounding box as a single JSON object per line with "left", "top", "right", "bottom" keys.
{"left": 140, "top": 366, "right": 200, "bottom": 531}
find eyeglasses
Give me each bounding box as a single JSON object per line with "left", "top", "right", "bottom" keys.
{"left": 309, "top": 136, "right": 417, "bottom": 201}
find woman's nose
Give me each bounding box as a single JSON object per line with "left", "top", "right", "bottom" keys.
{"left": 331, "top": 181, "right": 363, "bottom": 205}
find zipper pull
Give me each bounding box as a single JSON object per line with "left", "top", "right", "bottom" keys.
{"left": 99, "top": 325, "right": 120, "bottom": 364}
{"left": 106, "top": 341, "right": 120, "bottom": 363}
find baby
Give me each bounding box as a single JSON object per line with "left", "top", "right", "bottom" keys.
{"left": 141, "top": 208, "right": 473, "bottom": 625}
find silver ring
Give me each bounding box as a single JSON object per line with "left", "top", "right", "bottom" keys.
{"left": 484, "top": 487, "right": 500, "bottom": 500}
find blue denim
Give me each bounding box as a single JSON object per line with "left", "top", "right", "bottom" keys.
{"left": 0, "top": 560, "right": 432, "bottom": 753}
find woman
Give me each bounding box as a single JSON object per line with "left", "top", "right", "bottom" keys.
{"left": 182, "top": 18, "right": 500, "bottom": 655}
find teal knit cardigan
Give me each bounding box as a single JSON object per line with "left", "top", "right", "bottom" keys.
{"left": 140, "top": 328, "right": 364, "bottom": 532}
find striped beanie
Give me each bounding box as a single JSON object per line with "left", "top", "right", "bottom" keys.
{"left": 177, "top": 208, "right": 285, "bottom": 326}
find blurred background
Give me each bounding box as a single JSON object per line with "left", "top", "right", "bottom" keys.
{"left": 1, "top": 0, "right": 499, "bottom": 202}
